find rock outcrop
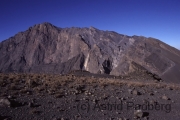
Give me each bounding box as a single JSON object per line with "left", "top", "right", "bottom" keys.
{"left": 0, "top": 22, "right": 180, "bottom": 83}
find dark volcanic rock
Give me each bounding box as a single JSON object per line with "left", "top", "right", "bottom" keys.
{"left": 0, "top": 22, "right": 180, "bottom": 83}
{"left": 0, "top": 98, "right": 11, "bottom": 107}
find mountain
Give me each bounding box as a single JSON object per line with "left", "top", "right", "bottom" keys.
{"left": 0, "top": 22, "right": 180, "bottom": 83}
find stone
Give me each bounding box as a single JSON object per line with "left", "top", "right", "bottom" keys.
{"left": 7, "top": 95, "right": 12, "bottom": 99}
{"left": 128, "top": 89, "right": 132, "bottom": 94}
{"left": 0, "top": 98, "right": 11, "bottom": 107}
{"left": 134, "top": 110, "right": 143, "bottom": 118}
{"left": 28, "top": 102, "right": 34, "bottom": 107}
{"left": 153, "top": 74, "right": 161, "bottom": 80}
{"left": 162, "top": 95, "right": 170, "bottom": 100}
{"left": 134, "top": 110, "right": 149, "bottom": 119}
{"left": 132, "top": 90, "right": 141, "bottom": 95}
{"left": 149, "top": 92, "right": 154, "bottom": 96}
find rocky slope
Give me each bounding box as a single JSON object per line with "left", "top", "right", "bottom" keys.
{"left": 0, "top": 22, "right": 180, "bottom": 83}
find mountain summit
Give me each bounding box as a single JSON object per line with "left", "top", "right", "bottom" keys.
{"left": 0, "top": 22, "right": 180, "bottom": 83}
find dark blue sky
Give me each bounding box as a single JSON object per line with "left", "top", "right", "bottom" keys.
{"left": 0, "top": 0, "right": 180, "bottom": 49}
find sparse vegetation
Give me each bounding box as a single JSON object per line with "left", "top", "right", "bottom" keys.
{"left": 0, "top": 73, "right": 180, "bottom": 92}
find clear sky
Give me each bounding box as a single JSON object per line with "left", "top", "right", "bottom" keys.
{"left": 0, "top": 0, "right": 180, "bottom": 49}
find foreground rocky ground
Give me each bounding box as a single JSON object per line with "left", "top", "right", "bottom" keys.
{"left": 0, "top": 71, "right": 180, "bottom": 120}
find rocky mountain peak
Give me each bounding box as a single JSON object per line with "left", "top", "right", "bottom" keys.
{"left": 0, "top": 23, "right": 180, "bottom": 83}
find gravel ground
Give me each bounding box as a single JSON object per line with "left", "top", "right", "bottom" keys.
{"left": 0, "top": 72, "right": 180, "bottom": 120}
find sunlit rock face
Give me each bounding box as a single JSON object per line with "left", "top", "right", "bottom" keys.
{"left": 0, "top": 22, "right": 180, "bottom": 83}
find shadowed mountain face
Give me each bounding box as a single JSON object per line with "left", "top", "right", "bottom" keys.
{"left": 0, "top": 22, "right": 180, "bottom": 83}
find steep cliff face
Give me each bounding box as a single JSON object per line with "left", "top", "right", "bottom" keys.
{"left": 0, "top": 22, "right": 180, "bottom": 83}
